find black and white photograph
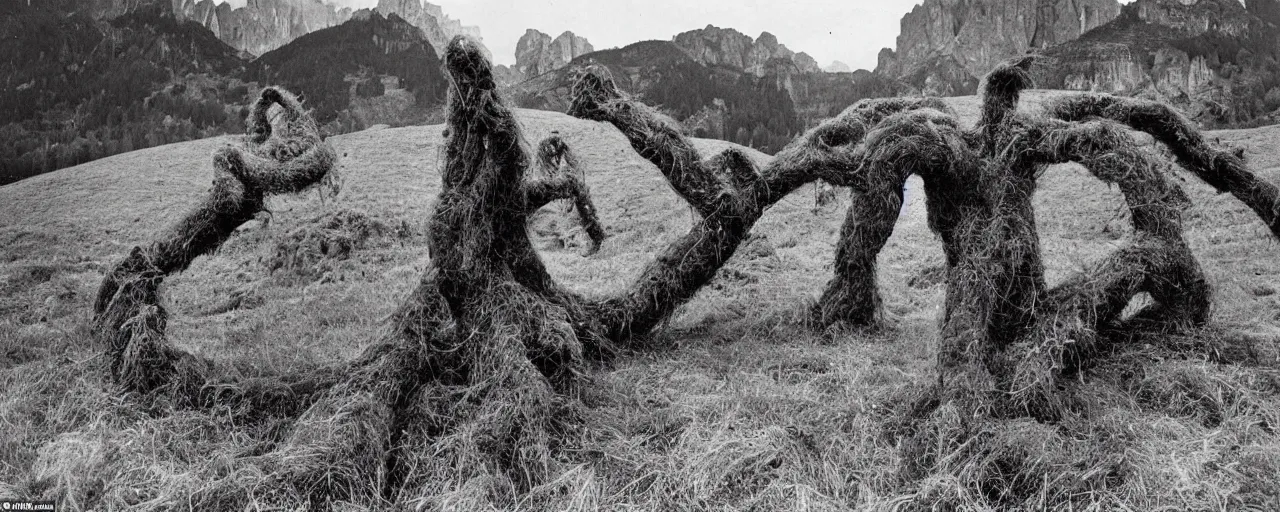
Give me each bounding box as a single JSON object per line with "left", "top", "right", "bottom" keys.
{"left": 2, "top": 0, "right": 1279, "bottom": 509}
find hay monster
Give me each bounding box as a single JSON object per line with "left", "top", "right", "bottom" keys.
{"left": 89, "top": 37, "right": 611, "bottom": 507}
{"left": 566, "top": 56, "right": 1280, "bottom": 507}
{"left": 89, "top": 35, "right": 1280, "bottom": 507}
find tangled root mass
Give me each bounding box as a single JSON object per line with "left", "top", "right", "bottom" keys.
{"left": 89, "top": 41, "right": 1280, "bottom": 507}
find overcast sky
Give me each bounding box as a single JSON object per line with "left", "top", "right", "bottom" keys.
{"left": 214, "top": 0, "right": 924, "bottom": 69}
{"left": 428, "top": 0, "right": 929, "bottom": 69}
{"left": 225, "top": 0, "right": 1133, "bottom": 69}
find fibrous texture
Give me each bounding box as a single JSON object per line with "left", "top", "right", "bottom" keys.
{"left": 87, "top": 40, "right": 1280, "bottom": 508}
{"left": 92, "top": 86, "right": 338, "bottom": 404}
{"left": 565, "top": 55, "right": 1277, "bottom": 506}
{"left": 526, "top": 134, "right": 607, "bottom": 252}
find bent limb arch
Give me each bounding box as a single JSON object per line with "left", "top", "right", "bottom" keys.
{"left": 568, "top": 68, "right": 967, "bottom": 336}
{"left": 1001, "top": 117, "right": 1213, "bottom": 416}
{"left": 814, "top": 108, "right": 976, "bottom": 328}
{"left": 1045, "top": 94, "right": 1280, "bottom": 237}
{"left": 92, "top": 86, "right": 340, "bottom": 405}
{"left": 84, "top": 42, "right": 1280, "bottom": 507}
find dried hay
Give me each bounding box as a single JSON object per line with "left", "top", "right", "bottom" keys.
{"left": 267, "top": 208, "right": 393, "bottom": 279}
{"left": 65, "top": 43, "right": 1280, "bottom": 509}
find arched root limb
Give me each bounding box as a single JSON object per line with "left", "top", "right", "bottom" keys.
{"left": 996, "top": 115, "right": 1218, "bottom": 418}
{"left": 1045, "top": 94, "right": 1280, "bottom": 237}
{"left": 92, "top": 87, "right": 339, "bottom": 407}
{"left": 568, "top": 67, "right": 962, "bottom": 335}
{"left": 815, "top": 108, "right": 973, "bottom": 328}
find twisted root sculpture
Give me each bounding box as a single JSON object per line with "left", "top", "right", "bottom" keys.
{"left": 566, "top": 55, "right": 1280, "bottom": 504}
{"left": 91, "top": 39, "right": 1280, "bottom": 507}
{"left": 92, "top": 86, "right": 340, "bottom": 411}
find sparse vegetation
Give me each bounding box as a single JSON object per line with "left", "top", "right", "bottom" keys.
{"left": 1, "top": 36, "right": 1279, "bottom": 511}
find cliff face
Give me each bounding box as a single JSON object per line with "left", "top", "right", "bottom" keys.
{"left": 1036, "top": 0, "right": 1280, "bottom": 126}
{"left": 672, "top": 25, "right": 823, "bottom": 76}
{"left": 165, "top": 0, "right": 482, "bottom": 59}
{"left": 514, "top": 29, "right": 594, "bottom": 78}
{"left": 875, "top": 0, "right": 1122, "bottom": 94}
{"left": 374, "top": 0, "right": 482, "bottom": 56}
{"left": 172, "top": 0, "right": 350, "bottom": 57}
{"left": 44, "top": 0, "right": 165, "bottom": 19}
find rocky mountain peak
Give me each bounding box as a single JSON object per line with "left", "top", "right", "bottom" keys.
{"left": 671, "top": 25, "right": 822, "bottom": 76}
{"left": 756, "top": 31, "right": 780, "bottom": 48}
{"left": 874, "top": 0, "right": 1123, "bottom": 95}
{"left": 1034, "top": 0, "right": 1280, "bottom": 126}
{"left": 825, "top": 60, "right": 853, "bottom": 73}
{"left": 794, "top": 52, "right": 820, "bottom": 73}
{"left": 170, "top": 0, "right": 350, "bottom": 57}
{"left": 163, "top": 0, "right": 481, "bottom": 58}
{"left": 374, "top": 0, "right": 483, "bottom": 56}
{"left": 513, "top": 28, "right": 594, "bottom": 78}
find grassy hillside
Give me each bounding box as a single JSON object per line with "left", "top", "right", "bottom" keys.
{"left": 1, "top": 101, "right": 1278, "bottom": 509}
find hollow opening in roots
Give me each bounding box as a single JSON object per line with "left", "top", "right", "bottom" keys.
{"left": 528, "top": 205, "right": 598, "bottom": 255}
{"left": 1120, "top": 292, "right": 1156, "bottom": 321}
{"left": 1034, "top": 162, "right": 1133, "bottom": 285}
{"left": 529, "top": 138, "right": 697, "bottom": 300}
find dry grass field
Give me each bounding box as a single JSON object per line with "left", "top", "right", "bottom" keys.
{"left": 1, "top": 91, "right": 1278, "bottom": 510}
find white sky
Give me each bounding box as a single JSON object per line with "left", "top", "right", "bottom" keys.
{"left": 222, "top": 0, "right": 1133, "bottom": 70}
{"left": 427, "top": 0, "right": 929, "bottom": 69}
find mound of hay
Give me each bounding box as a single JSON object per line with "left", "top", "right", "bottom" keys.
{"left": 267, "top": 209, "right": 394, "bottom": 279}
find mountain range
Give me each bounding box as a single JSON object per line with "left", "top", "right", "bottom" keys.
{"left": 0, "top": 1, "right": 452, "bottom": 185}
{"left": 1034, "top": 0, "right": 1280, "bottom": 125}
{"left": 871, "top": 0, "right": 1280, "bottom": 126}
{"left": 5, "top": 0, "right": 1280, "bottom": 186}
